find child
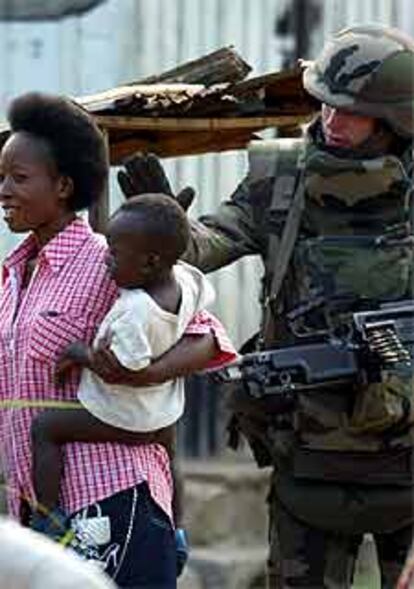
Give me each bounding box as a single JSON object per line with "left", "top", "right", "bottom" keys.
{"left": 30, "top": 194, "right": 237, "bottom": 569}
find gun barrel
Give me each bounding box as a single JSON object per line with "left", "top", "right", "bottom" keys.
{"left": 212, "top": 342, "right": 358, "bottom": 387}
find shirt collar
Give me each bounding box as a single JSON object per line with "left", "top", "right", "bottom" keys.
{"left": 3, "top": 217, "right": 94, "bottom": 277}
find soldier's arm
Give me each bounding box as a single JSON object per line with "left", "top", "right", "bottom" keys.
{"left": 117, "top": 153, "right": 266, "bottom": 272}
{"left": 183, "top": 176, "right": 265, "bottom": 273}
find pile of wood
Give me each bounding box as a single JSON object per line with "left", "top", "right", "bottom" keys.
{"left": 0, "top": 47, "right": 318, "bottom": 162}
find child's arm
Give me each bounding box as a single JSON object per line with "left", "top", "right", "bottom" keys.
{"left": 55, "top": 333, "right": 217, "bottom": 387}
{"left": 89, "top": 332, "right": 218, "bottom": 386}
{"left": 57, "top": 311, "right": 237, "bottom": 387}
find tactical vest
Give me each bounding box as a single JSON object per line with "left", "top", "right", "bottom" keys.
{"left": 241, "top": 137, "right": 414, "bottom": 464}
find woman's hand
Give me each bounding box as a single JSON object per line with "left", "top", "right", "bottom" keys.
{"left": 55, "top": 341, "right": 92, "bottom": 382}
{"left": 88, "top": 343, "right": 139, "bottom": 385}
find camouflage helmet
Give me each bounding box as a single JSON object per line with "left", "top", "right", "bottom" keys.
{"left": 303, "top": 24, "right": 414, "bottom": 138}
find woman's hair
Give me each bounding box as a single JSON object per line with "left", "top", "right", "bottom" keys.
{"left": 119, "top": 193, "right": 190, "bottom": 263}
{"left": 7, "top": 92, "right": 108, "bottom": 211}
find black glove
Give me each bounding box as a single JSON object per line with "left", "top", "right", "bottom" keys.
{"left": 117, "top": 153, "right": 195, "bottom": 211}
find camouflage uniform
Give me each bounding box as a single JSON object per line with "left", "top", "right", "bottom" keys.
{"left": 184, "top": 25, "right": 414, "bottom": 588}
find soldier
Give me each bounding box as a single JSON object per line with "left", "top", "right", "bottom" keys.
{"left": 118, "top": 25, "right": 414, "bottom": 588}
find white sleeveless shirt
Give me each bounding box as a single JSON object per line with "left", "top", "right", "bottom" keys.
{"left": 78, "top": 261, "right": 214, "bottom": 431}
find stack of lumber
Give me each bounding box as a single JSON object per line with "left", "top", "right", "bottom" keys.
{"left": 0, "top": 47, "right": 318, "bottom": 162}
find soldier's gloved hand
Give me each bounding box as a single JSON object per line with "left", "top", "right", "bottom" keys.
{"left": 117, "top": 153, "right": 195, "bottom": 211}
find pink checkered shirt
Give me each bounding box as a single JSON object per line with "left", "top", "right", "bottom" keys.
{"left": 0, "top": 217, "right": 236, "bottom": 521}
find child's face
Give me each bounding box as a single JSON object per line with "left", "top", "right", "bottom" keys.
{"left": 105, "top": 212, "right": 160, "bottom": 289}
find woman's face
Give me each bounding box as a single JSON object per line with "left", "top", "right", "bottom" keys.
{"left": 321, "top": 104, "right": 377, "bottom": 149}
{"left": 0, "top": 132, "right": 71, "bottom": 235}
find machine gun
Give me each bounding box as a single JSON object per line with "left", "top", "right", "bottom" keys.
{"left": 216, "top": 302, "right": 414, "bottom": 400}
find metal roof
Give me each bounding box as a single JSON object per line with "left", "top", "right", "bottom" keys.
{"left": 0, "top": 0, "right": 105, "bottom": 20}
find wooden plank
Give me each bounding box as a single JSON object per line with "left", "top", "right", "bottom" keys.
{"left": 95, "top": 114, "right": 312, "bottom": 131}
{"left": 77, "top": 83, "right": 207, "bottom": 111}
{"left": 0, "top": 112, "right": 312, "bottom": 162}
{"left": 108, "top": 129, "right": 257, "bottom": 163}
{"left": 139, "top": 46, "right": 251, "bottom": 85}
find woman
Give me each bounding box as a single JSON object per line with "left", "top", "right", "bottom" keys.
{"left": 0, "top": 92, "right": 222, "bottom": 588}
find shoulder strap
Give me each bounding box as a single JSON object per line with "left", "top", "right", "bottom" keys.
{"left": 247, "top": 138, "right": 305, "bottom": 345}
{"left": 248, "top": 138, "right": 303, "bottom": 182}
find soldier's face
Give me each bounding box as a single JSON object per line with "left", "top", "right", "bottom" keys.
{"left": 321, "top": 104, "right": 377, "bottom": 149}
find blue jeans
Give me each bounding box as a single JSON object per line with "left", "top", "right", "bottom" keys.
{"left": 71, "top": 482, "right": 176, "bottom": 588}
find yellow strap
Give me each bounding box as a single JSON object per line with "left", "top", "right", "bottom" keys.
{"left": 0, "top": 400, "right": 82, "bottom": 410}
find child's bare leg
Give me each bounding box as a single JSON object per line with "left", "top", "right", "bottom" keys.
{"left": 31, "top": 408, "right": 174, "bottom": 512}
{"left": 168, "top": 428, "right": 189, "bottom": 576}
{"left": 171, "top": 460, "right": 183, "bottom": 528}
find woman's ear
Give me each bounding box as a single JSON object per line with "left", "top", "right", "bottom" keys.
{"left": 58, "top": 176, "right": 74, "bottom": 203}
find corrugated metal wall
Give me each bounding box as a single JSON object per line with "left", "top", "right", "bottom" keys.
{"left": 1, "top": 0, "right": 413, "bottom": 346}
{"left": 320, "top": 0, "right": 414, "bottom": 40}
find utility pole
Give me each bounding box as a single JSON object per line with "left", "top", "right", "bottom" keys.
{"left": 293, "top": 0, "right": 310, "bottom": 60}
{"left": 275, "top": 0, "right": 319, "bottom": 66}
{"left": 274, "top": 0, "right": 319, "bottom": 136}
